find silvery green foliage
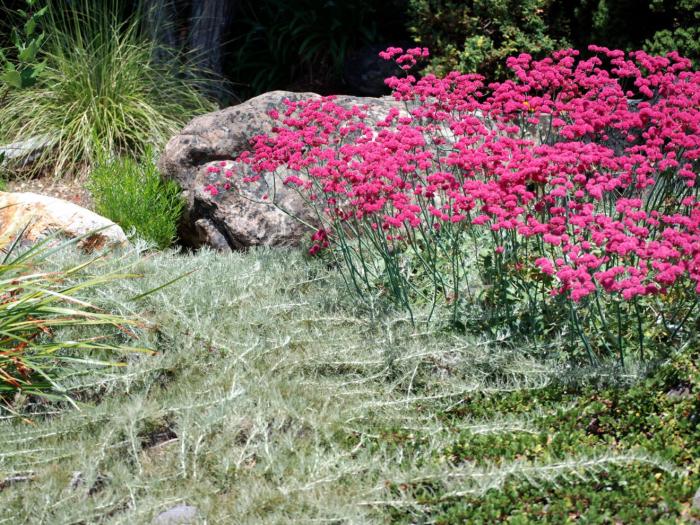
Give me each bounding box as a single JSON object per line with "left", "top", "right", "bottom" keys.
{"left": 0, "top": 246, "right": 669, "bottom": 523}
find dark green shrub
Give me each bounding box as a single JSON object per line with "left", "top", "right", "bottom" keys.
{"left": 406, "top": 0, "right": 567, "bottom": 78}
{"left": 645, "top": 0, "right": 700, "bottom": 65}
{"left": 407, "top": 0, "right": 700, "bottom": 79}
{"left": 229, "top": 0, "right": 384, "bottom": 96}
{"left": 576, "top": 0, "right": 699, "bottom": 65}
{"left": 89, "top": 151, "right": 184, "bottom": 249}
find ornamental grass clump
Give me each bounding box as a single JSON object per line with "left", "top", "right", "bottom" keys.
{"left": 0, "top": 0, "right": 215, "bottom": 177}
{"left": 210, "top": 46, "right": 699, "bottom": 365}
{"left": 0, "top": 229, "right": 150, "bottom": 403}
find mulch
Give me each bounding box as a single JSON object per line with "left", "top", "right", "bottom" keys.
{"left": 6, "top": 175, "right": 94, "bottom": 210}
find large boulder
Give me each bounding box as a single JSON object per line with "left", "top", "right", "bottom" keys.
{"left": 159, "top": 90, "right": 404, "bottom": 251}
{"left": 0, "top": 192, "right": 127, "bottom": 251}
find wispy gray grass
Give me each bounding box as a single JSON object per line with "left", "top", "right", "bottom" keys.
{"left": 0, "top": 246, "right": 670, "bottom": 524}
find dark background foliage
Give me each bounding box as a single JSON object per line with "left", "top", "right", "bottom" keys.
{"left": 408, "top": 0, "right": 699, "bottom": 79}
{"left": 2, "top": 0, "right": 697, "bottom": 102}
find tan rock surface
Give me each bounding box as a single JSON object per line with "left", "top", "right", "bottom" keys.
{"left": 0, "top": 191, "right": 127, "bottom": 251}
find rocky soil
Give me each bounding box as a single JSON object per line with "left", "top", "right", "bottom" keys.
{"left": 5, "top": 174, "right": 94, "bottom": 210}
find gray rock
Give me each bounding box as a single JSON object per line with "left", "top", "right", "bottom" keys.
{"left": 159, "top": 90, "right": 404, "bottom": 251}
{"left": 194, "top": 218, "right": 231, "bottom": 252}
{"left": 153, "top": 504, "right": 199, "bottom": 524}
{"left": 666, "top": 386, "right": 692, "bottom": 400}
{"left": 0, "top": 135, "right": 52, "bottom": 167}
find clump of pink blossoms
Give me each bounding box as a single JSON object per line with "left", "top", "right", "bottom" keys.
{"left": 220, "top": 45, "right": 700, "bottom": 359}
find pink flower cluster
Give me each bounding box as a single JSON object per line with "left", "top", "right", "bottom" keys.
{"left": 239, "top": 46, "right": 700, "bottom": 304}
{"left": 204, "top": 161, "right": 237, "bottom": 196}
{"left": 379, "top": 46, "right": 430, "bottom": 70}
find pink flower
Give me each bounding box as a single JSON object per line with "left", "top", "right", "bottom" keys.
{"left": 535, "top": 258, "right": 555, "bottom": 275}
{"left": 227, "top": 44, "right": 700, "bottom": 338}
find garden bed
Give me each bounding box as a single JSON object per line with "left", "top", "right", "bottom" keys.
{"left": 1, "top": 247, "right": 697, "bottom": 523}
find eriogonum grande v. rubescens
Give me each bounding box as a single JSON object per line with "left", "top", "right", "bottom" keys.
{"left": 208, "top": 46, "right": 700, "bottom": 363}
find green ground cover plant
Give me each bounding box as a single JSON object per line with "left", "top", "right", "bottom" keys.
{"left": 89, "top": 151, "right": 184, "bottom": 249}
{"left": 0, "top": 246, "right": 697, "bottom": 523}
{"left": 0, "top": 0, "right": 214, "bottom": 177}
{"left": 384, "top": 347, "right": 700, "bottom": 523}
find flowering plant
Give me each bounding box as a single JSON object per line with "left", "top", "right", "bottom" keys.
{"left": 212, "top": 46, "right": 700, "bottom": 364}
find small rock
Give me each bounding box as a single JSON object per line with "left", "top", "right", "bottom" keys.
{"left": 194, "top": 218, "right": 231, "bottom": 252}
{"left": 0, "top": 135, "right": 52, "bottom": 167}
{"left": 694, "top": 486, "right": 700, "bottom": 510}
{"left": 666, "top": 386, "right": 692, "bottom": 400}
{"left": 153, "top": 505, "right": 199, "bottom": 524}
{"left": 0, "top": 191, "right": 127, "bottom": 252}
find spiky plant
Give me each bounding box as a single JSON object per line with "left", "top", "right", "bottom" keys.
{"left": 0, "top": 0, "right": 215, "bottom": 177}
{"left": 0, "top": 225, "right": 151, "bottom": 404}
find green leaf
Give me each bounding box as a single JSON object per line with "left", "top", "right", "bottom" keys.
{"left": 0, "top": 68, "right": 23, "bottom": 89}
{"left": 18, "top": 39, "right": 40, "bottom": 62}
{"left": 30, "top": 60, "right": 46, "bottom": 79}
{"left": 130, "top": 269, "right": 197, "bottom": 301}
{"left": 10, "top": 29, "right": 21, "bottom": 49}
{"left": 24, "top": 17, "right": 37, "bottom": 37}
{"left": 20, "top": 66, "right": 38, "bottom": 88}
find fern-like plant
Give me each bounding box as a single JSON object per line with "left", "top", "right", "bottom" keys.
{"left": 89, "top": 149, "right": 184, "bottom": 249}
